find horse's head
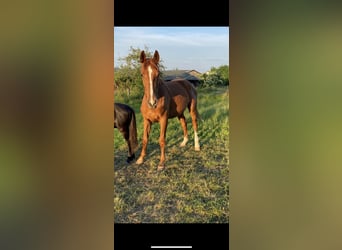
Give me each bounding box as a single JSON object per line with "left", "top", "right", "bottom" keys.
{"left": 140, "top": 50, "right": 160, "bottom": 109}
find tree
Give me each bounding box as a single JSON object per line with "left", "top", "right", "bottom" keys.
{"left": 216, "top": 65, "right": 229, "bottom": 85}
{"left": 114, "top": 46, "right": 165, "bottom": 96}
{"left": 201, "top": 65, "right": 229, "bottom": 87}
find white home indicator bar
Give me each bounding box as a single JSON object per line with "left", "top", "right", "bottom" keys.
{"left": 151, "top": 246, "right": 192, "bottom": 249}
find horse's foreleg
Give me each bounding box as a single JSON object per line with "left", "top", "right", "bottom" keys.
{"left": 136, "top": 119, "right": 151, "bottom": 165}
{"left": 158, "top": 117, "right": 168, "bottom": 170}
{"left": 178, "top": 114, "right": 188, "bottom": 147}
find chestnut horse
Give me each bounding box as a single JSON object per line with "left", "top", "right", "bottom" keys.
{"left": 136, "top": 50, "right": 200, "bottom": 170}
{"left": 114, "top": 102, "right": 138, "bottom": 163}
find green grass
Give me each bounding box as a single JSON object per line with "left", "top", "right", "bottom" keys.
{"left": 114, "top": 86, "right": 229, "bottom": 223}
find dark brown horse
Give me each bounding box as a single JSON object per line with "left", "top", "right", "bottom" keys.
{"left": 136, "top": 50, "right": 200, "bottom": 170}
{"left": 114, "top": 102, "right": 138, "bottom": 163}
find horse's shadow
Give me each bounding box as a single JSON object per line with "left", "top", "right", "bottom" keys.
{"left": 114, "top": 142, "right": 161, "bottom": 170}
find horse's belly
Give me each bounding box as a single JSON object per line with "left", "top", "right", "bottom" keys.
{"left": 167, "top": 110, "right": 181, "bottom": 118}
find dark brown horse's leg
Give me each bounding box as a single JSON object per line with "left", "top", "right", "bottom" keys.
{"left": 178, "top": 114, "right": 189, "bottom": 147}
{"left": 190, "top": 100, "right": 200, "bottom": 151}
{"left": 136, "top": 118, "right": 151, "bottom": 165}
{"left": 158, "top": 116, "right": 168, "bottom": 170}
{"left": 122, "top": 130, "right": 135, "bottom": 163}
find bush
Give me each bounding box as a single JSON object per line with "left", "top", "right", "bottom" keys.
{"left": 201, "top": 73, "right": 227, "bottom": 88}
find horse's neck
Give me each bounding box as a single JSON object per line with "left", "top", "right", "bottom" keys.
{"left": 156, "top": 78, "right": 166, "bottom": 95}
{"left": 157, "top": 77, "right": 164, "bottom": 87}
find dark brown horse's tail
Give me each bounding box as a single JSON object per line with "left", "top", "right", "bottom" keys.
{"left": 129, "top": 110, "right": 139, "bottom": 153}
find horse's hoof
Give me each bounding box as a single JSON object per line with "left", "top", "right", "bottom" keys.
{"left": 157, "top": 164, "right": 165, "bottom": 171}
{"left": 136, "top": 157, "right": 144, "bottom": 165}
{"left": 195, "top": 146, "right": 201, "bottom": 151}
{"left": 126, "top": 154, "right": 135, "bottom": 164}
{"left": 180, "top": 138, "right": 189, "bottom": 147}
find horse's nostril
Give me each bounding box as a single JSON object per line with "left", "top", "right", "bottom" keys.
{"left": 148, "top": 99, "right": 157, "bottom": 109}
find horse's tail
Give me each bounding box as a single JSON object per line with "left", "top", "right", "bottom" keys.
{"left": 129, "top": 109, "right": 139, "bottom": 153}
{"left": 196, "top": 107, "right": 203, "bottom": 122}
{"left": 190, "top": 83, "right": 204, "bottom": 122}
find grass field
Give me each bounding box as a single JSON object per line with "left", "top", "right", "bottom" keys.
{"left": 114, "top": 85, "right": 229, "bottom": 223}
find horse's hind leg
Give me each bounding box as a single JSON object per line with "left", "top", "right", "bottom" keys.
{"left": 189, "top": 99, "right": 200, "bottom": 151}
{"left": 126, "top": 139, "right": 135, "bottom": 163}
{"left": 122, "top": 129, "right": 135, "bottom": 163}
{"left": 178, "top": 114, "right": 188, "bottom": 147}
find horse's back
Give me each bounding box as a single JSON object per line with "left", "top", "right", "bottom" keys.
{"left": 166, "top": 79, "right": 197, "bottom": 100}
{"left": 114, "top": 102, "right": 134, "bottom": 128}
{"left": 115, "top": 102, "right": 134, "bottom": 113}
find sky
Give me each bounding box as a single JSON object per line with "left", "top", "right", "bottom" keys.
{"left": 114, "top": 27, "right": 229, "bottom": 73}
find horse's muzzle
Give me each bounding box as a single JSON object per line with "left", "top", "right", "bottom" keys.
{"left": 148, "top": 100, "right": 157, "bottom": 109}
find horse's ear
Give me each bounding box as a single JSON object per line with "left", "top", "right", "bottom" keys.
{"left": 140, "top": 51, "right": 146, "bottom": 63}
{"left": 153, "top": 50, "right": 160, "bottom": 64}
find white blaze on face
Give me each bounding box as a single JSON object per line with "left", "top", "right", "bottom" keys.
{"left": 148, "top": 66, "right": 154, "bottom": 105}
